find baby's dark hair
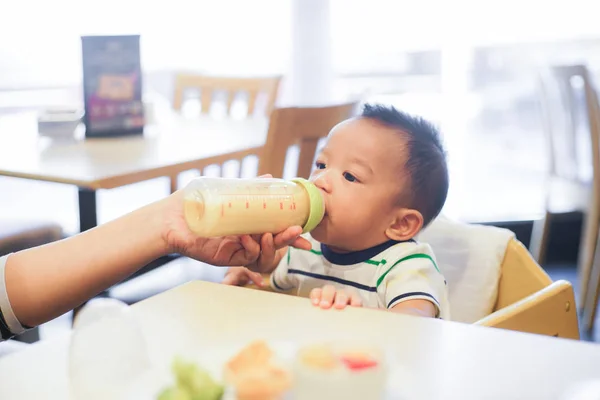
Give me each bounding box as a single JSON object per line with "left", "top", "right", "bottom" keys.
{"left": 361, "top": 103, "right": 449, "bottom": 227}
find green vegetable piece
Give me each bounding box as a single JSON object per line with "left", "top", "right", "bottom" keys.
{"left": 170, "top": 357, "right": 224, "bottom": 400}
{"left": 157, "top": 386, "right": 192, "bottom": 400}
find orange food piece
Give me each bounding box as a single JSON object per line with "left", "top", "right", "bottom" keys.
{"left": 224, "top": 340, "right": 291, "bottom": 400}
{"left": 225, "top": 340, "right": 273, "bottom": 376}
{"left": 232, "top": 365, "right": 292, "bottom": 400}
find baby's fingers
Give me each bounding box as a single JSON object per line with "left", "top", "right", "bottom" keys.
{"left": 310, "top": 287, "right": 322, "bottom": 306}
{"left": 246, "top": 269, "right": 265, "bottom": 287}
{"left": 350, "top": 293, "right": 363, "bottom": 307}
{"left": 319, "top": 285, "right": 336, "bottom": 309}
{"left": 334, "top": 290, "right": 350, "bottom": 309}
{"left": 222, "top": 267, "right": 248, "bottom": 286}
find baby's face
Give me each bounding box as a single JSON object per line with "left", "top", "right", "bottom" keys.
{"left": 309, "top": 118, "right": 409, "bottom": 252}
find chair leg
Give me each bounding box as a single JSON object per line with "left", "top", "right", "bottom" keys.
{"left": 583, "top": 231, "right": 600, "bottom": 332}
{"left": 530, "top": 212, "right": 552, "bottom": 266}
{"left": 577, "top": 209, "right": 600, "bottom": 312}
{"left": 170, "top": 175, "right": 178, "bottom": 194}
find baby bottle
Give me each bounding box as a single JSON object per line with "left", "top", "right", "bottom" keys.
{"left": 183, "top": 177, "right": 325, "bottom": 237}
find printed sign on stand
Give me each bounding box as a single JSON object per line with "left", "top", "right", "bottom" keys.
{"left": 81, "top": 35, "right": 144, "bottom": 138}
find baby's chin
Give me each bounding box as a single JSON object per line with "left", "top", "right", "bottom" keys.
{"left": 309, "top": 222, "right": 342, "bottom": 248}
{"left": 308, "top": 223, "right": 329, "bottom": 244}
{"left": 310, "top": 216, "right": 356, "bottom": 250}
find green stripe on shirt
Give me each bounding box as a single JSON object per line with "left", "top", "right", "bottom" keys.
{"left": 376, "top": 253, "right": 440, "bottom": 288}
{"left": 365, "top": 258, "right": 387, "bottom": 266}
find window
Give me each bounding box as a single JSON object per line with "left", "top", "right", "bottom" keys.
{"left": 330, "top": 0, "right": 600, "bottom": 221}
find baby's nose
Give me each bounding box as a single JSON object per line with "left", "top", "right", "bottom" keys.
{"left": 312, "top": 171, "right": 331, "bottom": 193}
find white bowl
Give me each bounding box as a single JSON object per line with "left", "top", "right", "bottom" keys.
{"left": 38, "top": 110, "right": 83, "bottom": 139}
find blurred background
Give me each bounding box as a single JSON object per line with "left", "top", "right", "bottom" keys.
{"left": 2, "top": 0, "right": 600, "bottom": 339}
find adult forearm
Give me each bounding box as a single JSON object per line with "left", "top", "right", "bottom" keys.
{"left": 5, "top": 196, "right": 170, "bottom": 327}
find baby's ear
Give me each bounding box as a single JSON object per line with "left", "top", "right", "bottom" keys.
{"left": 385, "top": 208, "right": 423, "bottom": 242}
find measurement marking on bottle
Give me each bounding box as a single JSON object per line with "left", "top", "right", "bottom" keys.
{"left": 280, "top": 202, "right": 283, "bottom": 210}
{"left": 228, "top": 202, "right": 232, "bottom": 208}
{"left": 246, "top": 201, "right": 249, "bottom": 209}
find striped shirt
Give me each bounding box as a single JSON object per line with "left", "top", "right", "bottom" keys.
{"left": 0, "top": 254, "right": 27, "bottom": 341}
{"left": 271, "top": 234, "right": 450, "bottom": 319}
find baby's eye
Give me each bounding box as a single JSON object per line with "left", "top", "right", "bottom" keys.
{"left": 315, "top": 162, "right": 326, "bottom": 170}
{"left": 343, "top": 172, "right": 358, "bottom": 182}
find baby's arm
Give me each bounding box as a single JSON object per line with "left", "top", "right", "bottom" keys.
{"left": 306, "top": 245, "right": 447, "bottom": 316}
{"left": 378, "top": 251, "right": 447, "bottom": 319}
{"left": 389, "top": 299, "right": 436, "bottom": 318}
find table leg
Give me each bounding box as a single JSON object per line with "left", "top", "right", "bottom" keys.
{"left": 78, "top": 188, "right": 97, "bottom": 232}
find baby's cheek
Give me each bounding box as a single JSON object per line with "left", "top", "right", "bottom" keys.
{"left": 343, "top": 209, "right": 373, "bottom": 229}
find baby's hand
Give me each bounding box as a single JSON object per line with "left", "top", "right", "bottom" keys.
{"left": 222, "top": 267, "right": 265, "bottom": 287}
{"left": 309, "top": 285, "right": 363, "bottom": 310}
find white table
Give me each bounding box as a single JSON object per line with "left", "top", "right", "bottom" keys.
{"left": 1, "top": 281, "right": 600, "bottom": 399}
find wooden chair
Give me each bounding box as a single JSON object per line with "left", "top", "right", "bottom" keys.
{"left": 173, "top": 74, "right": 282, "bottom": 118}
{"left": 174, "top": 102, "right": 360, "bottom": 181}
{"left": 530, "top": 65, "right": 600, "bottom": 325}
{"left": 256, "top": 102, "right": 360, "bottom": 179}
{"left": 250, "top": 238, "right": 580, "bottom": 340}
